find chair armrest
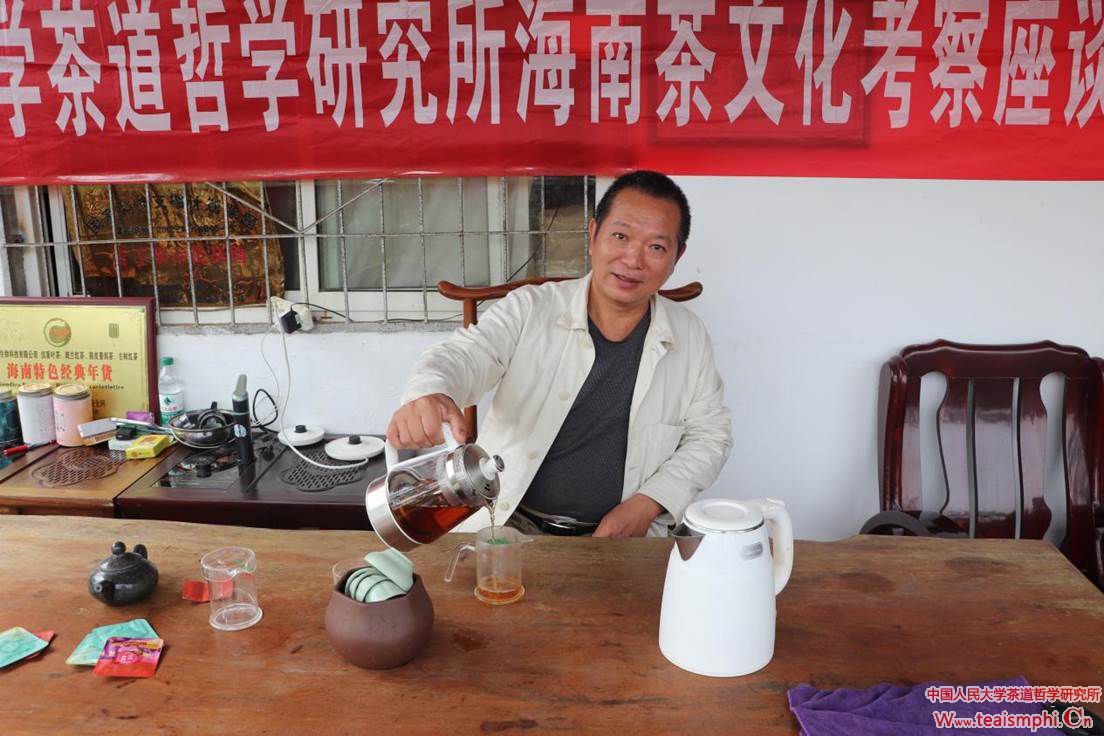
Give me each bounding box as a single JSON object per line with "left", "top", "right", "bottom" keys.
{"left": 859, "top": 509, "right": 968, "bottom": 538}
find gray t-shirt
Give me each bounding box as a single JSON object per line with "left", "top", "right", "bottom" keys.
{"left": 521, "top": 311, "right": 651, "bottom": 523}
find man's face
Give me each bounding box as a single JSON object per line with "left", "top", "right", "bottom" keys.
{"left": 587, "top": 188, "right": 682, "bottom": 311}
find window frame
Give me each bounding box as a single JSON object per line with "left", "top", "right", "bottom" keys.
{"left": 2, "top": 175, "right": 596, "bottom": 328}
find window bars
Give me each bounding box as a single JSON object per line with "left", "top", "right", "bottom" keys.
{"left": 0, "top": 176, "right": 595, "bottom": 329}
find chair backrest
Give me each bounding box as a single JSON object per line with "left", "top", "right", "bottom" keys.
{"left": 879, "top": 339, "right": 1103, "bottom": 574}
{"left": 436, "top": 277, "right": 704, "bottom": 440}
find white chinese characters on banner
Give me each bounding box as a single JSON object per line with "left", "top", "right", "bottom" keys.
{"left": 588, "top": 0, "right": 644, "bottom": 124}
{"left": 42, "top": 0, "right": 104, "bottom": 136}
{"left": 995, "top": 0, "right": 1058, "bottom": 125}
{"left": 173, "top": 0, "right": 230, "bottom": 132}
{"left": 379, "top": 1, "right": 437, "bottom": 126}
{"left": 862, "top": 0, "right": 921, "bottom": 128}
{"left": 109, "top": 0, "right": 171, "bottom": 132}
{"left": 656, "top": 0, "right": 715, "bottom": 126}
{"left": 516, "top": 0, "right": 575, "bottom": 126}
{"left": 306, "top": 0, "right": 366, "bottom": 128}
{"left": 11, "top": 1, "right": 1104, "bottom": 148}
{"left": 725, "top": 0, "right": 784, "bottom": 125}
{"left": 1066, "top": 0, "right": 1104, "bottom": 126}
{"left": 930, "top": 0, "right": 989, "bottom": 126}
{"left": 0, "top": 0, "right": 40, "bottom": 137}
{"left": 241, "top": 0, "right": 298, "bottom": 132}
{"left": 447, "top": 0, "right": 504, "bottom": 124}
{"left": 796, "top": 0, "right": 853, "bottom": 125}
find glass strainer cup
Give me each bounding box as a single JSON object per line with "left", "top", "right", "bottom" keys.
{"left": 201, "top": 546, "right": 262, "bottom": 631}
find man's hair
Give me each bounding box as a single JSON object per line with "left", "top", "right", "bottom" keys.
{"left": 593, "top": 170, "right": 691, "bottom": 254}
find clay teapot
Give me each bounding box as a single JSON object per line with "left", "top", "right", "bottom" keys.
{"left": 89, "top": 541, "right": 159, "bottom": 606}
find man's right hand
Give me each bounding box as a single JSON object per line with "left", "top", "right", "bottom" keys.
{"left": 386, "top": 393, "right": 468, "bottom": 449}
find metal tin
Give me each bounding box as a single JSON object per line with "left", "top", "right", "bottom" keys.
{"left": 0, "top": 389, "right": 20, "bottom": 448}
{"left": 16, "top": 383, "right": 55, "bottom": 445}
{"left": 53, "top": 383, "right": 92, "bottom": 447}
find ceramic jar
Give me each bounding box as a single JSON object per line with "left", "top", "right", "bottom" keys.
{"left": 325, "top": 571, "right": 433, "bottom": 669}
{"left": 53, "top": 383, "right": 92, "bottom": 447}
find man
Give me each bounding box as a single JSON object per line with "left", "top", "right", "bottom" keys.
{"left": 388, "top": 171, "right": 731, "bottom": 537}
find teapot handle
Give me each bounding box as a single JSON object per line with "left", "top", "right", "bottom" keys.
{"left": 761, "top": 498, "right": 794, "bottom": 595}
{"left": 384, "top": 422, "right": 460, "bottom": 470}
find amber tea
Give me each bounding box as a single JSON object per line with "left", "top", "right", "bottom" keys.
{"left": 392, "top": 503, "right": 476, "bottom": 545}
{"left": 475, "top": 575, "right": 524, "bottom": 605}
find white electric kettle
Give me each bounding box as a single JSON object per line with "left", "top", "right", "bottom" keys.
{"left": 658, "top": 497, "right": 794, "bottom": 677}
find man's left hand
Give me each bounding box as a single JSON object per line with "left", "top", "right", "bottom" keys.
{"left": 593, "top": 494, "right": 664, "bottom": 538}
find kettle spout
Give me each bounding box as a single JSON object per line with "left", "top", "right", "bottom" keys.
{"left": 671, "top": 523, "right": 703, "bottom": 561}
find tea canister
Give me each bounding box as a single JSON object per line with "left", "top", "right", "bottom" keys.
{"left": 16, "top": 383, "right": 55, "bottom": 445}
{"left": 53, "top": 383, "right": 92, "bottom": 447}
{"left": 0, "top": 389, "right": 20, "bottom": 448}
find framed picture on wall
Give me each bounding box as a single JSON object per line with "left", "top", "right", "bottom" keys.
{"left": 0, "top": 296, "right": 158, "bottom": 420}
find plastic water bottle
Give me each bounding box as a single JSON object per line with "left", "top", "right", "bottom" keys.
{"left": 158, "top": 357, "right": 185, "bottom": 425}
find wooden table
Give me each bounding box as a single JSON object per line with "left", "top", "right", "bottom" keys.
{"left": 1, "top": 516, "right": 1101, "bottom": 735}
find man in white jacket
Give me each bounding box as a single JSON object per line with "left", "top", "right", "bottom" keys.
{"left": 388, "top": 171, "right": 732, "bottom": 537}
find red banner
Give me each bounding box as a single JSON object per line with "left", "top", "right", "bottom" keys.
{"left": 1, "top": 0, "right": 1103, "bottom": 183}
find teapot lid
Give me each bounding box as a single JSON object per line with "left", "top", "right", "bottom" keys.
{"left": 97, "top": 541, "right": 151, "bottom": 574}
{"left": 683, "top": 499, "right": 764, "bottom": 533}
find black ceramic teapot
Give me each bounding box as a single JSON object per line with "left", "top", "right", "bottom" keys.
{"left": 89, "top": 541, "right": 159, "bottom": 606}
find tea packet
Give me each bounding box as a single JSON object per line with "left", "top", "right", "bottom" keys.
{"left": 92, "top": 637, "right": 163, "bottom": 678}
{"left": 182, "top": 579, "right": 234, "bottom": 602}
{"left": 25, "top": 631, "right": 56, "bottom": 660}
{"left": 0, "top": 627, "right": 48, "bottom": 668}
{"left": 67, "top": 618, "right": 158, "bottom": 666}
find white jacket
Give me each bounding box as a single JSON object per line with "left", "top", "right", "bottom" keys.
{"left": 401, "top": 274, "right": 733, "bottom": 536}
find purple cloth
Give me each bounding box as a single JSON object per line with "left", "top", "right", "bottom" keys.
{"left": 788, "top": 677, "right": 1065, "bottom": 736}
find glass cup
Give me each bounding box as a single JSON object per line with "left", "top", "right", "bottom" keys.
{"left": 445, "top": 526, "right": 532, "bottom": 605}
{"left": 201, "top": 546, "right": 263, "bottom": 631}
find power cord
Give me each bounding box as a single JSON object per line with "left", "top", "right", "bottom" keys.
{"left": 252, "top": 388, "right": 279, "bottom": 433}
{"left": 260, "top": 319, "right": 372, "bottom": 471}
{"left": 295, "top": 301, "right": 354, "bottom": 323}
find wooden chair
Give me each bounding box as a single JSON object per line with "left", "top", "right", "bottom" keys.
{"left": 436, "top": 277, "right": 704, "bottom": 441}
{"left": 860, "top": 339, "right": 1104, "bottom": 590}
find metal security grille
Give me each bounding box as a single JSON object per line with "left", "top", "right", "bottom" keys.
{"left": 0, "top": 176, "right": 595, "bottom": 329}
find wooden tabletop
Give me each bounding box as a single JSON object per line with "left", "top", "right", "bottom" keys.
{"left": 0, "top": 443, "right": 56, "bottom": 485}
{"left": 1, "top": 516, "right": 1101, "bottom": 735}
{"left": 0, "top": 446, "right": 165, "bottom": 514}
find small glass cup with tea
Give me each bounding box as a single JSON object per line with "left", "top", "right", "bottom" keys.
{"left": 444, "top": 526, "right": 532, "bottom": 605}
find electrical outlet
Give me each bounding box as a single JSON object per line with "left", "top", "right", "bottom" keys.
{"left": 270, "top": 296, "right": 313, "bottom": 333}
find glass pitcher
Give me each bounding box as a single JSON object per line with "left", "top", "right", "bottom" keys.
{"left": 366, "top": 422, "right": 504, "bottom": 551}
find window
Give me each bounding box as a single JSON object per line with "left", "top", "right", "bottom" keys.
{"left": 0, "top": 176, "right": 596, "bottom": 328}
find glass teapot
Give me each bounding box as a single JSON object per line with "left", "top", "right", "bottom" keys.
{"left": 365, "top": 422, "right": 504, "bottom": 551}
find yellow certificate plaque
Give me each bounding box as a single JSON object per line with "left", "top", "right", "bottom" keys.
{"left": 0, "top": 297, "right": 156, "bottom": 419}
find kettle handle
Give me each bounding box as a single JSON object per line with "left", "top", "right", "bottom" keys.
{"left": 761, "top": 498, "right": 794, "bottom": 595}
{"left": 384, "top": 422, "right": 460, "bottom": 470}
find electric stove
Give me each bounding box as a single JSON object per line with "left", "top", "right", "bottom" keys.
{"left": 116, "top": 432, "right": 392, "bottom": 530}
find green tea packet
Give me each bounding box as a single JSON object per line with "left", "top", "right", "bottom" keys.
{"left": 0, "top": 627, "right": 48, "bottom": 668}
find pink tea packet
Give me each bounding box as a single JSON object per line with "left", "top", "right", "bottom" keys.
{"left": 92, "top": 637, "right": 164, "bottom": 678}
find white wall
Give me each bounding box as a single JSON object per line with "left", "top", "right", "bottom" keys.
{"left": 160, "top": 177, "right": 1104, "bottom": 540}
